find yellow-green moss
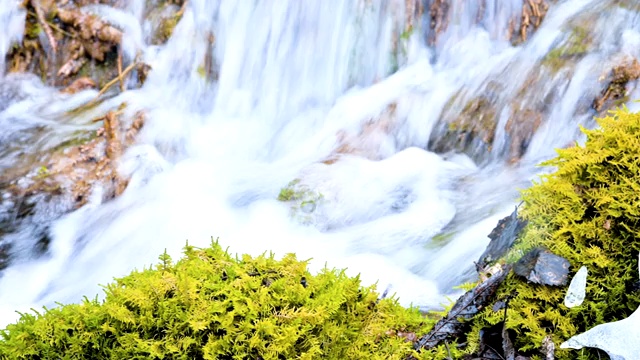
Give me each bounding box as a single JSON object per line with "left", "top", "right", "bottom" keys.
{"left": 469, "top": 107, "right": 640, "bottom": 359}
{"left": 277, "top": 179, "right": 325, "bottom": 224}
{"left": 0, "top": 241, "right": 438, "bottom": 359}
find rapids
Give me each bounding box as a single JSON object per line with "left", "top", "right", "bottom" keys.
{"left": 0, "top": 0, "right": 639, "bottom": 328}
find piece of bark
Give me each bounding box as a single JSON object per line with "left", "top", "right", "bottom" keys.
{"left": 414, "top": 264, "right": 512, "bottom": 351}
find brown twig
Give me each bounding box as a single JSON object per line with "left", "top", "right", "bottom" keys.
{"left": 89, "top": 61, "right": 137, "bottom": 104}
{"left": 30, "top": 0, "right": 57, "bottom": 52}
{"left": 117, "top": 50, "right": 125, "bottom": 92}
{"left": 177, "top": 0, "right": 188, "bottom": 17}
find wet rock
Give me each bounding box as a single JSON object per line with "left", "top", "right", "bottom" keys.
{"left": 509, "top": 0, "right": 551, "bottom": 45}
{"left": 0, "top": 241, "right": 9, "bottom": 271}
{"left": 432, "top": 70, "right": 559, "bottom": 163}
{"left": 593, "top": 57, "right": 640, "bottom": 112}
{"left": 0, "top": 109, "right": 145, "bottom": 262}
{"left": 514, "top": 247, "right": 570, "bottom": 286}
{"left": 477, "top": 207, "right": 528, "bottom": 268}
{"left": 541, "top": 25, "right": 593, "bottom": 73}
{"left": 60, "top": 76, "right": 96, "bottom": 94}
{"left": 5, "top": 0, "right": 167, "bottom": 91}
{"left": 322, "top": 103, "right": 399, "bottom": 165}
{"left": 428, "top": 0, "right": 450, "bottom": 45}
{"left": 429, "top": 0, "right": 552, "bottom": 47}
{"left": 505, "top": 108, "right": 543, "bottom": 163}
{"left": 56, "top": 7, "right": 122, "bottom": 64}
{"left": 542, "top": 335, "right": 555, "bottom": 360}
{"left": 478, "top": 323, "right": 508, "bottom": 360}
{"left": 430, "top": 94, "right": 498, "bottom": 161}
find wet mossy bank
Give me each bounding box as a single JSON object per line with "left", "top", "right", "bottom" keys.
{"left": 467, "top": 106, "right": 640, "bottom": 360}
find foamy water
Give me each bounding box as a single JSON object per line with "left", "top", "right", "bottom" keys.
{"left": 1, "top": 0, "right": 639, "bottom": 328}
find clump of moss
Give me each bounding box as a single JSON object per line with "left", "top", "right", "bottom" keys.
{"left": 277, "top": 179, "right": 325, "bottom": 224}
{"left": 542, "top": 25, "right": 592, "bottom": 73}
{"left": 0, "top": 241, "right": 435, "bottom": 359}
{"left": 470, "top": 107, "right": 640, "bottom": 359}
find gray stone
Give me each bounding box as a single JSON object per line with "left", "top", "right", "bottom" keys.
{"left": 514, "top": 248, "right": 570, "bottom": 286}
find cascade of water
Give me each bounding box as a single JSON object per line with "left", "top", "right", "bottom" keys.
{"left": 0, "top": 1, "right": 25, "bottom": 75}
{"left": 0, "top": 0, "right": 639, "bottom": 329}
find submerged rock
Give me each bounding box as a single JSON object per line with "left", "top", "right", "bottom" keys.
{"left": 514, "top": 247, "right": 570, "bottom": 286}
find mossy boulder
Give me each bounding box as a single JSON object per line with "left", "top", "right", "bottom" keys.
{"left": 469, "top": 107, "right": 640, "bottom": 359}
{"left": 0, "top": 241, "right": 435, "bottom": 359}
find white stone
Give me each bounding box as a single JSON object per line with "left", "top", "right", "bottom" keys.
{"left": 564, "top": 266, "right": 588, "bottom": 308}
{"left": 560, "top": 305, "right": 640, "bottom": 360}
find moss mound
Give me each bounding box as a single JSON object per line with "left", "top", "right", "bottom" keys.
{"left": 471, "top": 107, "right": 640, "bottom": 359}
{"left": 0, "top": 241, "right": 432, "bottom": 359}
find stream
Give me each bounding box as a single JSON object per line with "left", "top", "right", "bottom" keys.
{"left": 1, "top": 0, "right": 640, "bottom": 328}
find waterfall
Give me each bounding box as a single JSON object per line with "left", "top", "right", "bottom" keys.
{"left": 1, "top": 0, "right": 639, "bottom": 328}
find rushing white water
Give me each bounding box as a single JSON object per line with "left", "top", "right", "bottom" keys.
{"left": 0, "top": 0, "right": 639, "bottom": 328}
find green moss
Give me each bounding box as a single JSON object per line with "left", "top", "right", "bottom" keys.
{"left": 24, "top": 21, "right": 42, "bottom": 40}
{"left": 196, "top": 65, "right": 207, "bottom": 78}
{"left": 0, "top": 241, "right": 439, "bottom": 359}
{"left": 277, "top": 180, "right": 326, "bottom": 225}
{"left": 34, "top": 166, "right": 49, "bottom": 180}
{"left": 470, "top": 107, "right": 640, "bottom": 359}
{"left": 152, "top": 3, "right": 185, "bottom": 45}
{"left": 542, "top": 25, "right": 592, "bottom": 73}
{"left": 156, "top": 15, "right": 180, "bottom": 44}
{"left": 614, "top": 0, "right": 640, "bottom": 11}
{"left": 50, "top": 130, "right": 99, "bottom": 153}
{"left": 277, "top": 179, "right": 303, "bottom": 201}
{"left": 447, "top": 96, "right": 497, "bottom": 144}
{"left": 428, "top": 231, "right": 458, "bottom": 249}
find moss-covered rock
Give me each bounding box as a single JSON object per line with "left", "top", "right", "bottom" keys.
{"left": 430, "top": 93, "right": 498, "bottom": 162}
{"left": 541, "top": 24, "right": 593, "bottom": 74}
{"left": 0, "top": 241, "right": 436, "bottom": 359}
{"left": 593, "top": 57, "right": 640, "bottom": 112}
{"left": 469, "top": 107, "right": 640, "bottom": 359}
